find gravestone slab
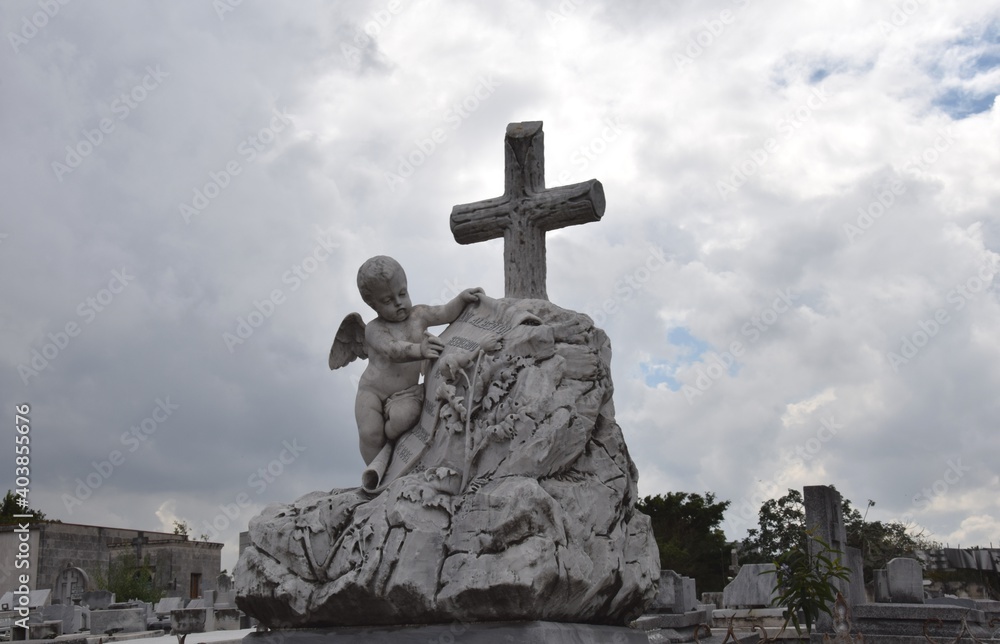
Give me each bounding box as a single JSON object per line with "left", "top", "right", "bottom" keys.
{"left": 81, "top": 590, "right": 114, "bottom": 610}
{"left": 89, "top": 607, "right": 144, "bottom": 634}
{"left": 27, "top": 620, "right": 61, "bottom": 639}
{"left": 154, "top": 596, "right": 183, "bottom": 616}
{"left": 874, "top": 569, "right": 890, "bottom": 602}
{"left": 722, "top": 563, "right": 777, "bottom": 608}
{"left": 847, "top": 546, "right": 866, "bottom": 605}
{"left": 886, "top": 558, "right": 923, "bottom": 603}
{"left": 652, "top": 570, "right": 698, "bottom": 614}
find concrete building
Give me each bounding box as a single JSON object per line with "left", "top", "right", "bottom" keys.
{"left": 0, "top": 522, "right": 222, "bottom": 605}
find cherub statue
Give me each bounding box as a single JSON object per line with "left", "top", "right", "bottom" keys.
{"left": 329, "top": 255, "right": 484, "bottom": 465}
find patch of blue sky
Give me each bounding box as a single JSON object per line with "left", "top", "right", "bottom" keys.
{"left": 641, "top": 326, "right": 732, "bottom": 390}
{"left": 933, "top": 88, "right": 995, "bottom": 120}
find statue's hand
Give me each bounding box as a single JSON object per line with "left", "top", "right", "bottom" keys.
{"left": 461, "top": 287, "right": 484, "bottom": 303}
{"left": 420, "top": 331, "right": 445, "bottom": 359}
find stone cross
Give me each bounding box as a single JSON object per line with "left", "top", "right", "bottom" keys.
{"left": 450, "top": 121, "right": 606, "bottom": 299}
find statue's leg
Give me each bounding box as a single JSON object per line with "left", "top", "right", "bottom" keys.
{"left": 355, "top": 389, "right": 386, "bottom": 465}
{"left": 384, "top": 393, "right": 422, "bottom": 440}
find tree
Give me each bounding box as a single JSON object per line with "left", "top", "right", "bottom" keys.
{"left": 636, "top": 492, "right": 732, "bottom": 592}
{"left": 740, "top": 488, "right": 937, "bottom": 582}
{"left": 0, "top": 490, "right": 46, "bottom": 525}
{"left": 90, "top": 553, "right": 163, "bottom": 604}
{"left": 172, "top": 520, "right": 189, "bottom": 536}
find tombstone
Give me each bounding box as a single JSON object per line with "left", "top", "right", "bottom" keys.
{"left": 89, "top": 607, "right": 145, "bottom": 634}
{"left": 154, "top": 596, "right": 184, "bottom": 617}
{"left": 217, "top": 572, "right": 233, "bottom": 593}
{"left": 886, "top": 557, "right": 923, "bottom": 603}
{"left": 214, "top": 608, "right": 242, "bottom": 630}
{"left": 81, "top": 590, "right": 114, "bottom": 610}
{"left": 235, "top": 121, "right": 657, "bottom": 642}
{"left": 846, "top": 545, "right": 867, "bottom": 604}
{"left": 722, "top": 563, "right": 777, "bottom": 608}
{"left": 873, "top": 569, "right": 890, "bottom": 602}
{"left": 214, "top": 590, "right": 237, "bottom": 608}
{"left": 650, "top": 570, "right": 698, "bottom": 614}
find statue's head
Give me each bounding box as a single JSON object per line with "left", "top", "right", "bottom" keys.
{"left": 357, "top": 256, "right": 408, "bottom": 318}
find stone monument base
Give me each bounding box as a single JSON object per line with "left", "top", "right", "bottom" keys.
{"left": 244, "top": 621, "right": 649, "bottom": 643}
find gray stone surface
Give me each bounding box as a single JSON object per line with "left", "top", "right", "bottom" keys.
{"left": 243, "top": 621, "right": 650, "bottom": 643}
{"left": 153, "top": 596, "right": 183, "bottom": 616}
{"left": 722, "top": 563, "right": 777, "bottom": 608}
{"left": 886, "top": 558, "right": 923, "bottom": 603}
{"left": 89, "top": 607, "right": 145, "bottom": 634}
{"left": 214, "top": 608, "right": 242, "bottom": 630}
{"left": 26, "top": 620, "right": 62, "bottom": 639}
{"left": 237, "top": 298, "right": 659, "bottom": 627}
{"left": 874, "top": 569, "right": 890, "bottom": 602}
{"left": 171, "top": 607, "right": 209, "bottom": 634}
{"left": 81, "top": 590, "right": 114, "bottom": 610}
{"left": 927, "top": 596, "right": 977, "bottom": 609}
{"left": 652, "top": 571, "right": 698, "bottom": 614}
{"left": 847, "top": 545, "right": 866, "bottom": 604}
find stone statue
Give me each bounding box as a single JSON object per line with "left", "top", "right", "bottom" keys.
{"left": 236, "top": 122, "right": 660, "bottom": 635}
{"left": 329, "top": 255, "right": 483, "bottom": 465}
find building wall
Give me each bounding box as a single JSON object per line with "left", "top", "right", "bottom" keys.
{"left": 0, "top": 523, "right": 222, "bottom": 602}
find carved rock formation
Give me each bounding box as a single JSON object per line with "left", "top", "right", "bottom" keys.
{"left": 236, "top": 298, "right": 659, "bottom": 627}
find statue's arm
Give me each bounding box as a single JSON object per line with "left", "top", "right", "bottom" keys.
{"left": 367, "top": 322, "right": 429, "bottom": 363}
{"left": 420, "top": 288, "right": 484, "bottom": 326}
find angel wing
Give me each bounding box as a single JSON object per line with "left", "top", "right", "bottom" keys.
{"left": 329, "top": 312, "right": 367, "bottom": 370}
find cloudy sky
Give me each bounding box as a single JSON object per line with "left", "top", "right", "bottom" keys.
{"left": 2, "top": 1, "right": 999, "bottom": 575}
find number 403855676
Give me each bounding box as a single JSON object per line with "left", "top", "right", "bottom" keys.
{"left": 15, "top": 404, "right": 30, "bottom": 492}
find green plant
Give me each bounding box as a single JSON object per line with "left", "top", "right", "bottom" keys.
{"left": 769, "top": 532, "right": 850, "bottom": 635}
{"left": 91, "top": 553, "right": 164, "bottom": 604}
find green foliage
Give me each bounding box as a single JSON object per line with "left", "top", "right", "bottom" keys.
{"left": 173, "top": 520, "right": 189, "bottom": 536}
{"left": 636, "top": 492, "right": 732, "bottom": 592}
{"left": 770, "top": 533, "right": 851, "bottom": 635}
{"left": 90, "top": 553, "right": 164, "bottom": 604}
{"left": 0, "top": 490, "right": 46, "bottom": 525}
{"left": 741, "top": 488, "right": 936, "bottom": 582}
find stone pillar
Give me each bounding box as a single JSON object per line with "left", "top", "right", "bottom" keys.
{"left": 803, "top": 485, "right": 851, "bottom": 631}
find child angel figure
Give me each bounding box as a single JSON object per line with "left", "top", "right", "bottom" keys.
{"left": 329, "top": 255, "right": 483, "bottom": 464}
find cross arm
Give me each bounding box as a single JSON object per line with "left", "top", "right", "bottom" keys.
{"left": 450, "top": 179, "right": 605, "bottom": 244}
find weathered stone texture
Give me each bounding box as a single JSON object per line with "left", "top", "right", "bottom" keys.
{"left": 236, "top": 299, "right": 659, "bottom": 627}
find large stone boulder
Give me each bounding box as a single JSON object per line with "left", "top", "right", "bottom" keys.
{"left": 236, "top": 297, "right": 659, "bottom": 627}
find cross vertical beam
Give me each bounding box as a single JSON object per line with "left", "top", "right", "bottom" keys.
{"left": 450, "top": 121, "right": 606, "bottom": 299}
